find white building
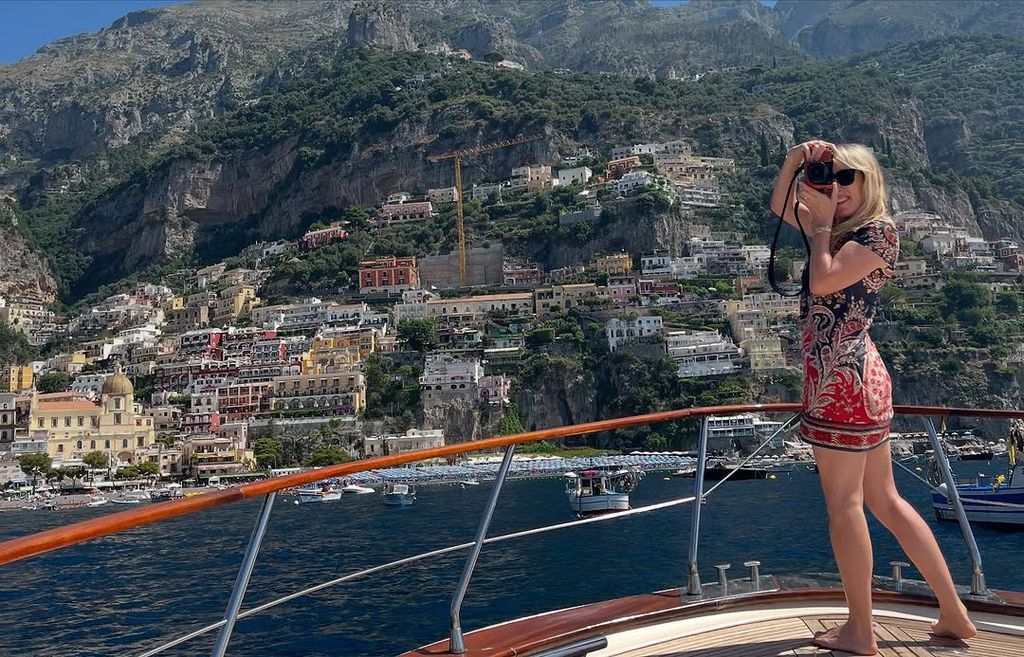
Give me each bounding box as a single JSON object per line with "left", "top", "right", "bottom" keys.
{"left": 419, "top": 354, "right": 484, "bottom": 401}
{"left": 70, "top": 374, "right": 110, "bottom": 400}
{"left": 740, "top": 336, "right": 787, "bottom": 373}
{"left": 364, "top": 428, "right": 445, "bottom": 457}
{"left": 606, "top": 316, "right": 664, "bottom": 352}
{"left": 665, "top": 330, "right": 742, "bottom": 378}
{"left": 614, "top": 169, "right": 652, "bottom": 196}
{"left": 556, "top": 166, "right": 593, "bottom": 187}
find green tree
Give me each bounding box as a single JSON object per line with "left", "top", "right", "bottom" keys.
{"left": 36, "top": 371, "right": 72, "bottom": 393}
{"left": 304, "top": 446, "right": 350, "bottom": 467}
{"left": 496, "top": 405, "right": 526, "bottom": 436}
{"left": 397, "top": 318, "right": 439, "bottom": 352}
{"left": 18, "top": 452, "right": 52, "bottom": 494}
{"left": 254, "top": 436, "right": 284, "bottom": 469}
{"left": 526, "top": 327, "right": 556, "bottom": 348}
{"left": 136, "top": 460, "right": 160, "bottom": 479}
{"left": 82, "top": 451, "right": 109, "bottom": 482}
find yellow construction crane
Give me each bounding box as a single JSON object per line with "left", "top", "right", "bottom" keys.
{"left": 427, "top": 134, "right": 543, "bottom": 286}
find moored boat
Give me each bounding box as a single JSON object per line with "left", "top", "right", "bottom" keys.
{"left": 932, "top": 459, "right": 1024, "bottom": 526}
{"left": 565, "top": 468, "right": 640, "bottom": 516}
{"left": 341, "top": 483, "right": 375, "bottom": 494}
{"left": 382, "top": 482, "right": 415, "bottom": 506}
{"left": 297, "top": 486, "right": 342, "bottom": 503}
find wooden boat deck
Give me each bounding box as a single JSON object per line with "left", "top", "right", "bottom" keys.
{"left": 400, "top": 583, "right": 1024, "bottom": 657}
{"left": 613, "top": 613, "right": 1015, "bottom": 656}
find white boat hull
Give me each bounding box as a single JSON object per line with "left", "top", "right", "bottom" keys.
{"left": 382, "top": 493, "right": 415, "bottom": 507}
{"left": 342, "top": 484, "right": 374, "bottom": 495}
{"left": 298, "top": 490, "right": 342, "bottom": 503}
{"left": 569, "top": 492, "right": 629, "bottom": 516}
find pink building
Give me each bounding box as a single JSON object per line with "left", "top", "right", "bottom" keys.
{"left": 478, "top": 375, "right": 511, "bottom": 406}
{"left": 607, "top": 275, "right": 639, "bottom": 307}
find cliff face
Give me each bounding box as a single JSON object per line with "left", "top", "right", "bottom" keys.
{"left": 0, "top": 220, "right": 58, "bottom": 304}
{"left": 513, "top": 359, "right": 597, "bottom": 435}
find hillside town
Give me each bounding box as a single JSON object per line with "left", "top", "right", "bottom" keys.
{"left": 3, "top": 138, "right": 1023, "bottom": 491}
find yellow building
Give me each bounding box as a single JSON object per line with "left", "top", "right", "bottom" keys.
{"left": 271, "top": 364, "right": 366, "bottom": 415}
{"left": 1, "top": 366, "right": 34, "bottom": 393}
{"left": 306, "top": 327, "right": 377, "bottom": 367}
{"left": 32, "top": 365, "right": 156, "bottom": 465}
{"left": 590, "top": 252, "right": 633, "bottom": 276}
{"left": 182, "top": 434, "right": 255, "bottom": 480}
{"left": 51, "top": 351, "right": 87, "bottom": 373}
{"left": 740, "top": 336, "right": 787, "bottom": 373}
{"left": 534, "top": 283, "right": 603, "bottom": 317}
{"left": 212, "top": 285, "right": 260, "bottom": 324}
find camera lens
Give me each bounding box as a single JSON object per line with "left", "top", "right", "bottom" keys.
{"left": 806, "top": 161, "right": 833, "bottom": 185}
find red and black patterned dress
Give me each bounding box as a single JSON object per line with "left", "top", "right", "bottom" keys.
{"left": 801, "top": 219, "right": 900, "bottom": 451}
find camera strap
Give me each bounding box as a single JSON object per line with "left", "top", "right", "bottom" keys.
{"left": 767, "top": 166, "right": 811, "bottom": 298}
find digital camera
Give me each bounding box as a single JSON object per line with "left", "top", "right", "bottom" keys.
{"left": 803, "top": 149, "right": 835, "bottom": 195}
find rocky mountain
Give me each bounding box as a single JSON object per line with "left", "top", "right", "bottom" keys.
{"left": 4, "top": 2, "right": 1024, "bottom": 302}
{"left": 776, "top": 0, "right": 1024, "bottom": 56}
{"left": 0, "top": 201, "right": 57, "bottom": 303}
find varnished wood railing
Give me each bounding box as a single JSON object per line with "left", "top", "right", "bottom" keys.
{"left": 0, "top": 403, "right": 1020, "bottom": 567}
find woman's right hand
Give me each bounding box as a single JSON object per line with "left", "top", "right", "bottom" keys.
{"left": 787, "top": 139, "right": 835, "bottom": 167}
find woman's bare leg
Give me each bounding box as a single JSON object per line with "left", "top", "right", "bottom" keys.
{"left": 863, "top": 442, "right": 977, "bottom": 639}
{"left": 812, "top": 445, "right": 879, "bottom": 655}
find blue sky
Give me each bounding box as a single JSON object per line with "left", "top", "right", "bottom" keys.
{"left": 0, "top": 0, "right": 777, "bottom": 65}
{"left": 0, "top": 1, "right": 186, "bottom": 64}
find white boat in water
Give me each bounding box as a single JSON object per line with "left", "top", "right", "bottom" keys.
{"left": 382, "top": 482, "right": 415, "bottom": 506}
{"left": 297, "top": 486, "right": 342, "bottom": 503}
{"left": 565, "top": 468, "right": 641, "bottom": 516}
{"left": 108, "top": 498, "right": 141, "bottom": 505}
{"left": 341, "top": 483, "right": 375, "bottom": 495}
{"left": 86, "top": 498, "right": 109, "bottom": 507}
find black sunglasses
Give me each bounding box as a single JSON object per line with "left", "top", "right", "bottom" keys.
{"left": 834, "top": 168, "right": 862, "bottom": 187}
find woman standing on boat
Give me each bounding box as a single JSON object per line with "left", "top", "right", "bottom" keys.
{"left": 771, "top": 141, "right": 977, "bottom": 655}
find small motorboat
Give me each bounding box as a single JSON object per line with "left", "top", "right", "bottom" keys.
{"left": 564, "top": 468, "right": 640, "bottom": 517}
{"left": 341, "top": 483, "right": 375, "bottom": 495}
{"left": 932, "top": 441, "right": 1024, "bottom": 526}
{"left": 382, "top": 482, "right": 415, "bottom": 507}
{"left": 108, "top": 498, "right": 142, "bottom": 505}
{"left": 298, "top": 486, "right": 342, "bottom": 503}
{"left": 87, "top": 498, "right": 109, "bottom": 507}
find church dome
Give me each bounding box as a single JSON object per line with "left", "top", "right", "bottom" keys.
{"left": 102, "top": 364, "right": 134, "bottom": 396}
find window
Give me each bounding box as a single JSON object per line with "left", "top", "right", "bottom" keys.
{"left": 64, "top": 417, "right": 71, "bottom": 427}
{"left": 114, "top": 413, "right": 122, "bottom": 425}
{"left": 76, "top": 440, "right": 82, "bottom": 449}
{"left": 122, "top": 439, "right": 128, "bottom": 448}
{"left": 77, "top": 416, "right": 84, "bottom": 426}
{"left": 0, "top": 413, "right": 6, "bottom": 423}
{"left": 38, "top": 418, "right": 44, "bottom": 428}
{"left": 114, "top": 398, "right": 122, "bottom": 410}
{"left": 104, "top": 440, "right": 110, "bottom": 449}
{"left": 51, "top": 418, "right": 58, "bottom": 428}
{"left": 57, "top": 444, "right": 63, "bottom": 453}
{"left": 137, "top": 437, "right": 144, "bottom": 447}
{"left": 90, "top": 440, "right": 96, "bottom": 449}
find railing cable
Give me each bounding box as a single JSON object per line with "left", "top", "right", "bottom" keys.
{"left": 136, "top": 493, "right": 697, "bottom": 657}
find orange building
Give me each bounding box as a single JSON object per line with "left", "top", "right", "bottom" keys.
{"left": 359, "top": 256, "right": 419, "bottom": 294}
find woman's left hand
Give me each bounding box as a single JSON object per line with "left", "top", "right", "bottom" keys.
{"left": 797, "top": 182, "right": 839, "bottom": 230}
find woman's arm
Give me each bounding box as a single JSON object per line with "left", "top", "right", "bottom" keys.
{"left": 800, "top": 184, "right": 889, "bottom": 296}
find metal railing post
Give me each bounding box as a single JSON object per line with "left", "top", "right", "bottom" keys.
{"left": 921, "top": 417, "right": 987, "bottom": 595}
{"left": 211, "top": 492, "right": 276, "bottom": 657}
{"left": 449, "top": 445, "right": 516, "bottom": 654}
{"left": 686, "top": 417, "right": 710, "bottom": 596}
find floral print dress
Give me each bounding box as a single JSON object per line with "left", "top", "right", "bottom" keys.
{"left": 800, "top": 219, "right": 900, "bottom": 451}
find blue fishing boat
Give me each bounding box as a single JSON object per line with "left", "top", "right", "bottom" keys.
{"left": 932, "top": 427, "right": 1024, "bottom": 526}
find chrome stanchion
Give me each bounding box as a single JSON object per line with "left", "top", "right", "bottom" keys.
{"left": 922, "top": 417, "right": 987, "bottom": 595}
{"left": 211, "top": 492, "right": 276, "bottom": 657}
{"left": 686, "top": 417, "right": 709, "bottom": 596}
{"left": 449, "top": 445, "right": 516, "bottom": 653}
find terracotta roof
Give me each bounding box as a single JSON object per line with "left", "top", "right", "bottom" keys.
{"left": 38, "top": 401, "right": 99, "bottom": 412}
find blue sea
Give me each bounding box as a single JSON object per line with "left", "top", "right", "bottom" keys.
{"left": 1, "top": 459, "right": 1021, "bottom": 657}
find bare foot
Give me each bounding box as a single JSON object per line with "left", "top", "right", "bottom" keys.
{"left": 813, "top": 621, "right": 879, "bottom": 655}
{"left": 932, "top": 604, "right": 977, "bottom": 640}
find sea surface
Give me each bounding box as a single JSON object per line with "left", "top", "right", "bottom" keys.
{"left": 1, "top": 458, "right": 1022, "bottom": 657}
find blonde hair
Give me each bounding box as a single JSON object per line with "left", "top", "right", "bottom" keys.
{"left": 831, "top": 143, "right": 890, "bottom": 242}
